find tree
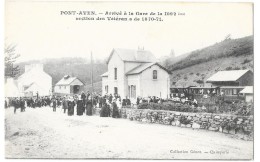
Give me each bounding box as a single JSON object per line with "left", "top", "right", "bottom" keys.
{"left": 5, "top": 44, "right": 20, "bottom": 78}
{"left": 224, "top": 34, "right": 231, "bottom": 41}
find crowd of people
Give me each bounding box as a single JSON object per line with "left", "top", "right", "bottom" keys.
{"left": 5, "top": 91, "right": 251, "bottom": 117}
{"left": 5, "top": 92, "right": 198, "bottom": 115}
{"left": 5, "top": 92, "right": 130, "bottom": 118}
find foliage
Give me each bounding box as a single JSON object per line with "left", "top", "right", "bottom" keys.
{"left": 225, "top": 66, "right": 233, "bottom": 70}
{"left": 242, "top": 58, "right": 251, "bottom": 64}
{"left": 17, "top": 57, "right": 108, "bottom": 86}
{"left": 5, "top": 44, "right": 20, "bottom": 78}
{"left": 167, "top": 36, "right": 253, "bottom": 71}
{"left": 195, "top": 79, "right": 204, "bottom": 84}
{"left": 137, "top": 100, "right": 252, "bottom": 116}
{"left": 138, "top": 102, "right": 197, "bottom": 112}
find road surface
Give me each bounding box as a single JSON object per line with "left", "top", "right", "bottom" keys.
{"left": 5, "top": 107, "right": 253, "bottom": 159}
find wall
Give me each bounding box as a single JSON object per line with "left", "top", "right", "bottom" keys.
{"left": 211, "top": 81, "right": 239, "bottom": 87}
{"left": 245, "top": 94, "right": 253, "bottom": 103}
{"left": 238, "top": 71, "right": 254, "bottom": 86}
{"left": 101, "top": 76, "right": 108, "bottom": 96}
{"left": 140, "top": 64, "right": 170, "bottom": 98}
{"left": 107, "top": 52, "right": 125, "bottom": 97}
{"left": 127, "top": 74, "right": 140, "bottom": 99}
{"left": 17, "top": 68, "right": 52, "bottom": 96}
{"left": 124, "top": 62, "right": 141, "bottom": 98}
{"left": 54, "top": 85, "right": 70, "bottom": 94}
{"left": 120, "top": 108, "right": 253, "bottom": 138}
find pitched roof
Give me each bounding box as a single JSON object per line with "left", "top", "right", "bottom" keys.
{"left": 55, "top": 75, "right": 83, "bottom": 86}
{"left": 206, "top": 70, "right": 251, "bottom": 82}
{"left": 126, "top": 62, "right": 171, "bottom": 75}
{"left": 107, "top": 48, "right": 157, "bottom": 64}
{"left": 240, "top": 86, "right": 253, "bottom": 94}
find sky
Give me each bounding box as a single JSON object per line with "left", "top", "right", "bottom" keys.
{"left": 5, "top": 1, "right": 253, "bottom": 62}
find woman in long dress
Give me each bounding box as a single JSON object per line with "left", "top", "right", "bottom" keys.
{"left": 100, "top": 99, "right": 109, "bottom": 117}
{"left": 68, "top": 97, "right": 75, "bottom": 116}
{"left": 86, "top": 96, "right": 93, "bottom": 116}
{"left": 112, "top": 99, "right": 119, "bottom": 118}
{"left": 77, "top": 99, "right": 84, "bottom": 115}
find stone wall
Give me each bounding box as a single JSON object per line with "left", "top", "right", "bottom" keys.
{"left": 120, "top": 108, "right": 253, "bottom": 138}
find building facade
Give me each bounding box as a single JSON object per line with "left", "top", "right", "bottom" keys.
{"left": 206, "top": 70, "right": 253, "bottom": 96}
{"left": 17, "top": 64, "right": 52, "bottom": 97}
{"left": 54, "top": 75, "right": 84, "bottom": 95}
{"left": 101, "top": 48, "right": 171, "bottom": 99}
{"left": 240, "top": 86, "right": 253, "bottom": 103}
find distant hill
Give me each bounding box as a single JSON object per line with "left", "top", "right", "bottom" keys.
{"left": 15, "top": 35, "right": 254, "bottom": 92}
{"left": 162, "top": 35, "right": 254, "bottom": 87}
{"left": 16, "top": 57, "right": 107, "bottom": 87}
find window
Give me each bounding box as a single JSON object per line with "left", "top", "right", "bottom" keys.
{"left": 114, "top": 68, "right": 117, "bottom": 80}
{"left": 114, "top": 87, "right": 118, "bottom": 95}
{"left": 59, "top": 86, "right": 61, "bottom": 89}
{"left": 233, "top": 89, "right": 238, "bottom": 95}
{"left": 128, "top": 86, "right": 131, "bottom": 97}
{"left": 130, "top": 85, "right": 136, "bottom": 99}
{"left": 153, "top": 70, "right": 157, "bottom": 79}
{"left": 105, "top": 85, "right": 108, "bottom": 93}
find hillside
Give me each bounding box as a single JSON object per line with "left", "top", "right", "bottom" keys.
{"left": 163, "top": 35, "right": 254, "bottom": 87}
{"left": 16, "top": 57, "right": 107, "bottom": 86}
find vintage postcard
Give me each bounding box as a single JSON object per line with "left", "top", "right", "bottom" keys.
{"left": 4, "top": 1, "right": 254, "bottom": 160}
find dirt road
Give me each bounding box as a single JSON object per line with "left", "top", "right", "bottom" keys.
{"left": 5, "top": 107, "right": 253, "bottom": 159}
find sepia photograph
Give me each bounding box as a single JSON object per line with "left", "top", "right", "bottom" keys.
{"left": 3, "top": 0, "right": 254, "bottom": 160}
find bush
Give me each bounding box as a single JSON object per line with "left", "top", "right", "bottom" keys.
{"left": 233, "top": 66, "right": 241, "bottom": 70}
{"left": 226, "top": 66, "right": 233, "bottom": 70}
{"left": 137, "top": 102, "right": 194, "bottom": 112}
{"left": 195, "top": 79, "right": 204, "bottom": 84}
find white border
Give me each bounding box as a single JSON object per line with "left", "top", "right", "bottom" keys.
{"left": 0, "top": 0, "right": 259, "bottom": 162}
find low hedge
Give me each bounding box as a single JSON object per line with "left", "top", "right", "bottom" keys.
{"left": 138, "top": 102, "right": 199, "bottom": 112}
{"left": 137, "top": 101, "right": 253, "bottom": 115}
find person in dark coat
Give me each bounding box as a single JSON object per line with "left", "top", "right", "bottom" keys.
{"left": 100, "top": 99, "right": 110, "bottom": 117}
{"left": 68, "top": 98, "right": 75, "bottom": 116}
{"left": 52, "top": 98, "right": 57, "bottom": 112}
{"left": 5, "top": 98, "right": 7, "bottom": 109}
{"left": 112, "top": 99, "right": 119, "bottom": 118}
{"left": 77, "top": 99, "right": 84, "bottom": 115}
{"left": 62, "top": 97, "right": 68, "bottom": 113}
{"left": 86, "top": 97, "right": 93, "bottom": 116}
{"left": 122, "top": 99, "right": 126, "bottom": 107}
{"left": 20, "top": 98, "right": 25, "bottom": 112}
{"left": 81, "top": 92, "right": 86, "bottom": 106}
{"left": 13, "top": 98, "right": 19, "bottom": 114}
{"left": 108, "top": 94, "right": 113, "bottom": 103}
{"left": 98, "top": 96, "right": 102, "bottom": 108}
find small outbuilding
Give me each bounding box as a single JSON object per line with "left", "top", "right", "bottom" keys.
{"left": 206, "top": 70, "right": 253, "bottom": 96}
{"left": 54, "top": 75, "right": 85, "bottom": 95}
{"left": 240, "top": 86, "right": 253, "bottom": 103}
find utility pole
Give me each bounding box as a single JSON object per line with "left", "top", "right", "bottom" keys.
{"left": 91, "top": 51, "right": 94, "bottom": 108}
